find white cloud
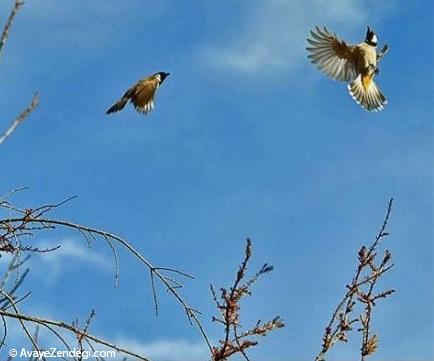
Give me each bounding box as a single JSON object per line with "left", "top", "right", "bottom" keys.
{"left": 6, "top": 330, "right": 209, "bottom": 361}
{"left": 29, "top": 238, "right": 113, "bottom": 284}
{"left": 113, "top": 338, "right": 209, "bottom": 361}
{"left": 18, "top": 0, "right": 170, "bottom": 52}
{"left": 39, "top": 238, "right": 110, "bottom": 266}
{"left": 202, "top": 0, "right": 370, "bottom": 75}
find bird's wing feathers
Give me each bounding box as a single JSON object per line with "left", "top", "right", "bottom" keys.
{"left": 307, "top": 26, "right": 358, "bottom": 82}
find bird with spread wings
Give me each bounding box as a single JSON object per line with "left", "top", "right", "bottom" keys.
{"left": 307, "top": 26, "right": 389, "bottom": 112}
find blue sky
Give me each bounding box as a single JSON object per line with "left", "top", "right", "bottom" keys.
{"left": 0, "top": 0, "right": 432, "bottom": 360}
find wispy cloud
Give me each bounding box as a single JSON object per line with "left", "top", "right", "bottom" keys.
{"left": 113, "top": 338, "right": 208, "bottom": 361}
{"left": 19, "top": 0, "right": 170, "bottom": 52}
{"left": 201, "top": 0, "right": 370, "bottom": 75}
{"left": 28, "top": 238, "right": 112, "bottom": 284}
{"left": 7, "top": 329, "right": 209, "bottom": 361}
{"left": 39, "top": 238, "right": 110, "bottom": 266}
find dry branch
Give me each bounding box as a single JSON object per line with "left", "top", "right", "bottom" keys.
{"left": 0, "top": 189, "right": 211, "bottom": 359}
{"left": 0, "top": 308, "right": 150, "bottom": 361}
{"left": 0, "top": 92, "right": 39, "bottom": 146}
{"left": 0, "top": 0, "right": 23, "bottom": 57}
{"left": 211, "top": 239, "right": 284, "bottom": 361}
{"left": 315, "top": 199, "right": 395, "bottom": 361}
{"left": 1, "top": 1, "right": 39, "bottom": 146}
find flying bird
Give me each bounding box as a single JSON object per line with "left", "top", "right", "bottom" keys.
{"left": 306, "top": 26, "right": 389, "bottom": 112}
{"left": 106, "top": 72, "right": 170, "bottom": 115}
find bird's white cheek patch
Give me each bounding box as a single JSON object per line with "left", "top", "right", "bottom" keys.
{"left": 372, "top": 34, "right": 378, "bottom": 44}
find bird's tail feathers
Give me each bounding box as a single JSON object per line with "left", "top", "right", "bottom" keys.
{"left": 106, "top": 97, "right": 129, "bottom": 114}
{"left": 347, "top": 74, "right": 387, "bottom": 112}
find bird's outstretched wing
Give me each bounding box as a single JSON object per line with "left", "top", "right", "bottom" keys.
{"left": 307, "top": 26, "right": 358, "bottom": 82}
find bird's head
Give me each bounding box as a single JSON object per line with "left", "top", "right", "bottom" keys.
{"left": 155, "top": 72, "right": 170, "bottom": 84}
{"left": 365, "top": 26, "right": 378, "bottom": 46}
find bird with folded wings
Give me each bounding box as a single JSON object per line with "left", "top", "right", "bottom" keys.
{"left": 106, "top": 72, "right": 170, "bottom": 115}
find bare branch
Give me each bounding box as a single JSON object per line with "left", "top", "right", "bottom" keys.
{"left": 315, "top": 199, "right": 395, "bottom": 361}
{"left": 211, "top": 239, "right": 284, "bottom": 361}
{"left": 0, "top": 308, "right": 150, "bottom": 361}
{"left": 0, "top": 191, "right": 213, "bottom": 356}
{"left": 0, "top": 92, "right": 40, "bottom": 146}
{"left": 0, "top": 0, "right": 24, "bottom": 57}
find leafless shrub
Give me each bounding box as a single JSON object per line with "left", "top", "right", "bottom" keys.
{"left": 0, "top": 188, "right": 211, "bottom": 359}
{"left": 315, "top": 198, "right": 395, "bottom": 361}
{"left": 210, "top": 239, "right": 284, "bottom": 361}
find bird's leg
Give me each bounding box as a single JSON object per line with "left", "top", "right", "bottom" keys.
{"left": 366, "top": 63, "right": 377, "bottom": 76}
{"left": 377, "top": 44, "right": 389, "bottom": 61}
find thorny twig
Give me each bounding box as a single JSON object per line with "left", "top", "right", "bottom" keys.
{"left": 211, "top": 239, "right": 284, "bottom": 361}
{"left": 315, "top": 199, "right": 395, "bottom": 361}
